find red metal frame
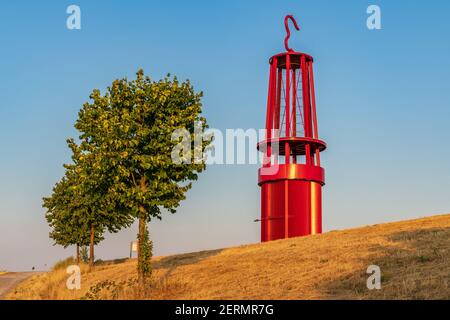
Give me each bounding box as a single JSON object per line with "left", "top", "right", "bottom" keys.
{"left": 258, "top": 15, "right": 326, "bottom": 242}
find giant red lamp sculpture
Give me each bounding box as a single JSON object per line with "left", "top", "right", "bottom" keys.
{"left": 257, "top": 15, "right": 326, "bottom": 242}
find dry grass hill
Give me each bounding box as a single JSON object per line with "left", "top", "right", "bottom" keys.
{"left": 7, "top": 214, "right": 450, "bottom": 300}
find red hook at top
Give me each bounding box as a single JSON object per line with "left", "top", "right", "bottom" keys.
{"left": 284, "top": 15, "right": 300, "bottom": 52}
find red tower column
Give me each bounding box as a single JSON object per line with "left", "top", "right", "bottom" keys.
{"left": 257, "top": 15, "right": 326, "bottom": 242}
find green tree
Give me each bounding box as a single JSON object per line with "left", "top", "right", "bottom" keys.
{"left": 43, "top": 170, "right": 104, "bottom": 265}
{"left": 66, "top": 138, "right": 134, "bottom": 267}
{"left": 80, "top": 246, "right": 89, "bottom": 263}
{"left": 75, "top": 70, "right": 212, "bottom": 285}
{"left": 44, "top": 139, "right": 133, "bottom": 267}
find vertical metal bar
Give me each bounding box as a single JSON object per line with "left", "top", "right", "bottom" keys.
{"left": 264, "top": 60, "right": 273, "bottom": 133}
{"left": 301, "top": 55, "right": 313, "bottom": 165}
{"left": 284, "top": 55, "right": 291, "bottom": 239}
{"left": 305, "top": 142, "right": 312, "bottom": 165}
{"left": 292, "top": 67, "right": 297, "bottom": 137}
{"left": 292, "top": 64, "right": 297, "bottom": 164}
{"left": 274, "top": 67, "right": 282, "bottom": 165}
{"left": 261, "top": 187, "right": 266, "bottom": 242}
{"left": 301, "top": 56, "right": 312, "bottom": 137}
{"left": 275, "top": 68, "right": 282, "bottom": 135}
{"left": 284, "top": 180, "right": 289, "bottom": 239}
{"left": 268, "top": 58, "right": 278, "bottom": 164}
{"left": 310, "top": 182, "right": 322, "bottom": 235}
{"left": 309, "top": 61, "right": 321, "bottom": 166}
{"left": 264, "top": 58, "right": 277, "bottom": 167}
{"left": 309, "top": 61, "right": 319, "bottom": 139}
{"left": 285, "top": 54, "right": 291, "bottom": 164}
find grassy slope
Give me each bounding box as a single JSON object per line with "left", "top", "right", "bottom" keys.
{"left": 8, "top": 214, "right": 450, "bottom": 300}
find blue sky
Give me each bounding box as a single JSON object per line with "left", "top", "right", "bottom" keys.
{"left": 1, "top": 1, "right": 450, "bottom": 270}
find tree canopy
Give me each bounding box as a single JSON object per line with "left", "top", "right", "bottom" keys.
{"left": 44, "top": 69, "right": 211, "bottom": 282}
{"left": 44, "top": 138, "right": 133, "bottom": 265}
{"left": 75, "top": 70, "right": 211, "bottom": 223}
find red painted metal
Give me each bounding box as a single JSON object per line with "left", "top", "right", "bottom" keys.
{"left": 284, "top": 15, "right": 300, "bottom": 52}
{"left": 258, "top": 15, "right": 326, "bottom": 242}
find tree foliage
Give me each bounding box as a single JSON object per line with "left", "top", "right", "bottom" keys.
{"left": 75, "top": 70, "right": 210, "bottom": 222}
{"left": 44, "top": 138, "right": 133, "bottom": 265}
{"left": 74, "top": 70, "right": 211, "bottom": 282}
{"left": 44, "top": 69, "right": 210, "bottom": 282}
{"left": 43, "top": 169, "right": 103, "bottom": 249}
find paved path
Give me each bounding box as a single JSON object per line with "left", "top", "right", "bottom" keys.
{"left": 0, "top": 272, "right": 40, "bottom": 299}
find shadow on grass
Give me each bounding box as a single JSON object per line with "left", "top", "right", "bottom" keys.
{"left": 150, "top": 249, "right": 224, "bottom": 292}
{"left": 153, "top": 249, "right": 223, "bottom": 270}
{"left": 318, "top": 226, "right": 450, "bottom": 300}
{"left": 95, "top": 258, "right": 129, "bottom": 266}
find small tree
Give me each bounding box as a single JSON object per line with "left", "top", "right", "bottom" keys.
{"left": 75, "top": 70, "right": 212, "bottom": 285}
{"left": 43, "top": 171, "right": 104, "bottom": 265}
{"left": 66, "top": 138, "right": 134, "bottom": 267}
{"left": 44, "top": 139, "right": 133, "bottom": 267}
{"left": 80, "top": 246, "right": 89, "bottom": 263}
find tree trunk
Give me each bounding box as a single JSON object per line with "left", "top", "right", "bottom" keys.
{"left": 138, "top": 216, "right": 146, "bottom": 286}
{"left": 138, "top": 176, "right": 147, "bottom": 286}
{"left": 76, "top": 244, "right": 80, "bottom": 264}
{"left": 89, "top": 224, "right": 95, "bottom": 269}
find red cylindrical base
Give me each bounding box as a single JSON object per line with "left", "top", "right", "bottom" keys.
{"left": 259, "top": 165, "right": 323, "bottom": 242}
